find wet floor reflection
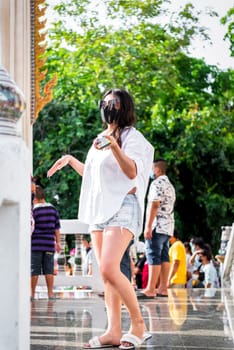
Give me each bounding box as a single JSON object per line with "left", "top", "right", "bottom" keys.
{"left": 31, "top": 288, "right": 234, "bottom": 349}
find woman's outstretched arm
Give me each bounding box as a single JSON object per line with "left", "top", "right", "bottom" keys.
{"left": 47, "top": 155, "right": 84, "bottom": 177}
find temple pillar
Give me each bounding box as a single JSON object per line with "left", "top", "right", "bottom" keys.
{"left": 0, "top": 0, "right": 31, "bottom": 349}
{"left": 0, "top": 0, "right": 32, "bottom": 152}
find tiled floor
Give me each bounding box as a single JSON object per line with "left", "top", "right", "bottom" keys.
{"left": 31, "top": 288, "right": 234, "bottom": 350}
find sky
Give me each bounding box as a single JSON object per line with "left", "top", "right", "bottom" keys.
{"left": 46, "top": 0, "right": 233, "bottom": 70}
{"left": 165, "top": 0, "right": 233, "bottom": 69}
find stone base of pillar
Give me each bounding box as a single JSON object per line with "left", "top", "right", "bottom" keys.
{"left": 0, "top": 135, "right": 30, "bottom": 350}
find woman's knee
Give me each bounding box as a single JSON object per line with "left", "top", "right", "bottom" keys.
{"left": 100, "top": 263, "right": 116, "bottom": 282}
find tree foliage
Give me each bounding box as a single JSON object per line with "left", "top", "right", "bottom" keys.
{"left": 221, "top": 6, "right": 234, "bottom": 56}
{"left": 33, "top": 0, "right": 234, "bottom": 251}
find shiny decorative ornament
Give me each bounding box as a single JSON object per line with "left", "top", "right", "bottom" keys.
{"left": 31, "top": 0, "right": 57, "bottom": 124}
{"left": 0, "top": 67, "right": 26, "bottom": 136}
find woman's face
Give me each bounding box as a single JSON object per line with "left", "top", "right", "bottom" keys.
{"left": 199, "top": 253, "right": 207, "bottom": 263}
{"left": 100, "top": 93, "right": 121, "bottom": 124}
{"left": 103, "top": 93, "right": 120, "bottom": 110}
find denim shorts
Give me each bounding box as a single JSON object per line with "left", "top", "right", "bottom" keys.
{"left": 31, "top": 251, "right": 54, "bottom": 276}
{"left": 89, "top": 194, "right": 140, "bottom": 237}
{"left": 145, "top": 230, "right": 170, "bottom": 265}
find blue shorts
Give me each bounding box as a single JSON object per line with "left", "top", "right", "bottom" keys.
{"left": 145, "top": 231, "right": 170, "bottom": 265}
{"left": 89, "top": 194, "right": 140, "bottom": 237}
{"left": 31, "top": 251, "right": 54, "bottom": 276}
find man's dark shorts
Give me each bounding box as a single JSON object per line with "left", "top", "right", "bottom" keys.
{"left": 31, "top": 251, "right": 54, "bottom": 276}
{"left": 120, "top": 240, "right": 134, "bottom": 281}
{"left": 145, "top": 230, "right": 170, "bottom": 265}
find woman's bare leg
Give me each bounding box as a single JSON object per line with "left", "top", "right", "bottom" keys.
{"left": 90, "top": 231, "right": 122, "bottom": 346}
{"left": 100, "top": 227, "right": 146, "bottom": 340}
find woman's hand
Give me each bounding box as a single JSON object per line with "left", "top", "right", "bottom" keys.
{"left": 93, "top": 133, "right": 136, "bottom": 179}
{"left": 93, "top": 134, "right": 117, "bottom": 150}
{"left": 104, "top": 134, "right": 118, "bottom": 148}
{"left": 47, "top": 155, "right": 71, "bottom": 177}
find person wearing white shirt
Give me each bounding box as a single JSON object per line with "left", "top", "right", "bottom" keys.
{"left": 81, "top": 235, "right": 93, "bottom": 276}
{"left": 199, "top": 245, "right": 220, "bottom": 290}
{"left": 141, "top": 159, "right": 176, "bottom": 298}
{"left": 47, "top": 88, "right": 154, "bottom": 350}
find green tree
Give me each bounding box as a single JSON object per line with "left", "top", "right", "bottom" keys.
{"left": 33, "top": 0, "right": 234, "bottom": 251}
{"left": 221, "top": 6, "right": 234, "bottom": 56}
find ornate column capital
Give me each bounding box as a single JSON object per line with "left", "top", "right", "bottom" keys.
{"left": 0, "top": 67, "right": 25, "bottom": 136}
{"left": 31, "top": 0, "right": 57, "bottom": 124}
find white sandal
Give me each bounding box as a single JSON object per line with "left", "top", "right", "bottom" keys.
{"left": 119, "top": 332, "right": 152, "bottom": 349}
{"left": 83, "top": 336, "right": 119, "bottom": 349}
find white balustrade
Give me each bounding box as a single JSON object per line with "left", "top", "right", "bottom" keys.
{"left": 222, "top": 223, "right": 234, "bottom": 291}
{"left": 0, "top": 67, "right": 30, "bottom": 350}
{"left": 37, "top": 219, "right": 104, "bottom": 293}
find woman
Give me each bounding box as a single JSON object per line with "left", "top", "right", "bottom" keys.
{"left": 47, "top": 88, "right": 154, "bottom": 349}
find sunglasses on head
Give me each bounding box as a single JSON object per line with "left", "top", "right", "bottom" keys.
{"left": 99, "top": 98, "right": 120, "bottom": 110}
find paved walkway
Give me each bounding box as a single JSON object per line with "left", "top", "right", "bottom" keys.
{"left": 31, "top": 288, "right": 234, "bottom": 350}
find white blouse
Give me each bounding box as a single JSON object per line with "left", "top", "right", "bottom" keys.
{"left": 78, "top": 127, "right": 154, "bottom": 235}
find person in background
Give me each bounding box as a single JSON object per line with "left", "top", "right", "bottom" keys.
{"left": 134, "top": 240, "right": 148, "bottom": 289}
{"left": 47, "top": 88, "right": 154, "bottom": 349}
{"left": 199, "top": 244, "right": 220, "bottom": 289}
{"left": 141, "top": 259, "right": 149, "bottom": 289}
{"left": 184, "top": 242, "right": 194, "bottom": 288}
{"left": 139, "top": 159, "right": 176, "bottom": 299}
{"left": 189, "top": 237, "right": 205, "bottom": 271}
{"left": 191, "top": 268, "right": 205, "bottom": 289}
{"left": 65, "top": 262, "right": 73, "bottom": 276}
{"left": 31, "top": 176, "right": 36, "bottom": 234}
{"left": 31, "top": 186, "right": 61, "bottom": 300}
{"left": 167, "top": 229, "right": 187, "bottom": 288}
{"left": 122, "top": 241, "right": 135, "bottom": 287}
{"left": 134, "top": 249, "right": 147, "bottom": 289}
{"left": 81, "top": 234, "right": 93, "bottom": 276}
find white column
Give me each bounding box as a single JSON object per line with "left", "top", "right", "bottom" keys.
{"left": 0, "top": 1, "right": 10, "bottom": 71}
{"left": 0, "top": 0, "right": 31, "bottom": 349}
{"left": 0, "top": 0, "right": 32, "bottom": 153}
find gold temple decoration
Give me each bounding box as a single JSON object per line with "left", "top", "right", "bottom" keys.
{"left": 31, "top": 0, "right": 57, "bottom": 124}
